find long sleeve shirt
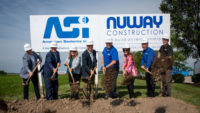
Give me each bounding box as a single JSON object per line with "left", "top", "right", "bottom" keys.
{"left": 141, "top": 47, "right": 156, "bottom": 69}
{"left": 122, "top": 55, "right": 138, "bottom": 76}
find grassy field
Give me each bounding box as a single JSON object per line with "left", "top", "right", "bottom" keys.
{"left": 0, "top": 74, "right": 200, "bottom": 111}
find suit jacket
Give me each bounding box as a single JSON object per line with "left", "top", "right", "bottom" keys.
{"left": 65, "top": 56, "right": 81, "bottom": 74}
{"left": 81, "top": 49, "right": 97, "bottom": 77}
{"left": 20, "top": 51, "right": 42, "bottom": 79}
{"left": 42, "top": 50, "right": 61, "bottom": 78}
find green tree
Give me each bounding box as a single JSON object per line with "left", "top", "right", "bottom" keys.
{"left": 173, "top": 51, "right": 192, "bottom": 70}
{"left": 133, "top": 51, "right": 145, "bottom": 74}
{"left": 160, "top": 0, "right": 200, "bottom": 58}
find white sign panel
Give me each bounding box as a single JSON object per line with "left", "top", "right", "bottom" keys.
{"left": 30, "top": 14, "right": 170, "bottom": 52}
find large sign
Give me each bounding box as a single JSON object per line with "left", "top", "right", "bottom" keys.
{"left": 30, "top": 14, "right": 170, "bottom": 52}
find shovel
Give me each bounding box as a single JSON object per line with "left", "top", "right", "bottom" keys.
{"left": 48, "top": 65, "right": 59, "bottom": 80}
{"left": 24, "top": 62, "right": 40, "bottom": 85}
{"left": 88, "top": 67, "right": 97, "bottom": 83}
{"left": 121, "top": 71, "right": 134, "bottom": 86}
{"left": 89, "top": 67, "right": 97, "bottom": 81}
{"left": 66, "top": 63, "right": 76, "bottom": 83}
{"left": 142, "top": 67, "right": 162, "bottom": 92}
{"left": 142, "top": 67, "right": 153, "bottom": 75}
{"left": 66, "top": 63, "right": 80, "bottom": 94}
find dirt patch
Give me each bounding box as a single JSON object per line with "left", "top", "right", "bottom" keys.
{"left": 120, "top": 75, "right": 134, "bottom": 86}
{"left": 4, "top": 97, "right": 198, "bottom": 113}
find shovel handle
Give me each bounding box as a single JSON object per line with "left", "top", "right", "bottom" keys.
{"left": 50, "top": 65, "right": 59, "bottom": 80}
{"left": 89, "top": 67, "right": 97, "bottom": 79}
{"left": 142, "top": 67, "right": 153, "bottom": 75}
{"left": 66, "top": 63, "right": 75, "bottom": 83}
{"left": 102, "top": 67, "right": 106, "bottom": 75}
{"left": 26, "top": 62, "right": 40, "bottom": 85}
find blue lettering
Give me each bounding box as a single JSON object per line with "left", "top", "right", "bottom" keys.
{"left": 144, "top": 16, "right": 153, "bottom": 28}
{"left": 117, "top": 17, "right": 126, "bottom": 29}
{"left": 153, "top": 16, "right": 163, "bottom": 28}
{"left": 44, "top": 16, "right": 89, "bottom": 39}
{"left": 107, "top": 16, "right": 163, "bottom": 29}
{"left": 127, "top": 16, "right": 143, "bottom": 28}
{"left": 107, "top": 17, "right": 116, "bottom": 29}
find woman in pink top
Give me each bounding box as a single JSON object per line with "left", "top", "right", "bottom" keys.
{"left": 122, "top": 45, "right": 138, "bottom": 98}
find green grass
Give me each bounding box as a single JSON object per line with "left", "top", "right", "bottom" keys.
{"left": 0, "top": 74, "right": 200, "bottom": 112}
{"left": 171, "top": 83, "right": 200, "bottom": 111}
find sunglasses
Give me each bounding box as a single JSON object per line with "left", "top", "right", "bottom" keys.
{"left": 123, "top": 49, "right": 130, "bottom": 52}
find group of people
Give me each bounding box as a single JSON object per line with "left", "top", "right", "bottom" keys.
{"left": 20, "top": 34, "right": 173, "bottom": 101}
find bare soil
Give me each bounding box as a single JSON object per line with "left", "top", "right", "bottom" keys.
{"left": 1, "top": 97, "right": 198, "bottom": 113}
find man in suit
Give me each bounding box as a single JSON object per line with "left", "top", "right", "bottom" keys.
{"left": 20, "top": 43, "right": 42, "bottom": 100}
{"left": 42, "top": 42, "right": 61, "bottom": 100}
{"left": 81, "top": 39, "right": 97, "bottom": 102}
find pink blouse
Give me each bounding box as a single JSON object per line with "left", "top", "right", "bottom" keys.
{"left": 122, "top": 55, "right": 138, "bottom": 77}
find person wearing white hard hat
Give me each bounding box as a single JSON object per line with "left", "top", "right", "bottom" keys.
{"left": 158, "top": 34, "right": 173, "bottom": 97}
{"left": 42, "top": 41, "right": 61, "bottom": 100}
{"left": 141, "top": 38, "right": 157, "bottom": 97}
{"left": 102, "top": 37, "right": 119, "bottom": 98}
{"left": 81, "top": 39, "right": 97, "bottom": 102}
{"left": 64, "top": 45, "right": 81, "bottom": 99}
{"left": 20, "top": 43, "right": 42, "bottom": 100}
{"left": 121, "top": 44, "right": 138, "bottom": 99}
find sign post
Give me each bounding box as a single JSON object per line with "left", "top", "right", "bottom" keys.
{"left": 95, "top": 51, "right": 99, "bottom": 97}
{"left": 37, "top": 52, "right": 44, "bottom": 98}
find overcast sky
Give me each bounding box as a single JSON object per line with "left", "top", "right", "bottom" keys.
{"left": 0, "top": 0, "right": 195, "bottom": 73}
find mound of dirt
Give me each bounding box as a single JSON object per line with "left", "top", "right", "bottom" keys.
{"left": 151, "top": 56, "right": 173, "bottom": 81}
{"left": 120, "top": 75, "right": 134, "bottom": 86}
{"left": 5, "top": 97, "right": 198, "bottom": 113}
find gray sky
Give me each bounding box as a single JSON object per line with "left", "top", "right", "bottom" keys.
{"left": 0, "top": 0, "right": 195, "bottom": 73}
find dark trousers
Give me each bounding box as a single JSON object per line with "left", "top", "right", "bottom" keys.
{"left": 44, "top": 77, "right": 58, "bottom": 100}
{"left": 146, "top": 72, "right": 155, "bottom": 97}
{"left": 68, "top": 74, "right": 81, "bottom": 99}
{"left": 127, "top": 77, "right": 135, "bottom": 98}
{"left": 23, "top": 73, "right": 40, "bottom": 100}
{"left": 161, "top": 69, "right": 172, "bottom": 96}
{"left": 68, "top": 74, "right": 81, "bottom": 83}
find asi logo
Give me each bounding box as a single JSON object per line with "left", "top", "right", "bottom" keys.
{"left": 43, "top": 16, "right": 89, "bottom": 39}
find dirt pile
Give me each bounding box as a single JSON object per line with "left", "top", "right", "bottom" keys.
{"left": 4, "top": 97, "right": 198, "bottom": 113}
{"left": 120, "top": 75, "right": 134, "bottom": 86}
{"left": 151, "top": 56, "right": 173, "bottom": 81}
{"left": 101, "top": 71, "right": 117, "bottom": 94}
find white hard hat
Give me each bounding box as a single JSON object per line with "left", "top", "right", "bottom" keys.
{"left": 123, "top": 44, "right": 130, "bottom": 49}
{"left": 24, "top": 43, "right": 32, "bottom": 51}
{"left": 162, "top": 34, "right": 169, "bottom": 40}
{"left": 105, "top": 37, "right": 113, "bottom": 43}
{"left": 50, "top": 41, "right": 57, "bottom": 48}
{"left": 86, "top": 39, "right": 93, "bottom": 45}
{"left": 141, "top": 38, "right": 148, "bottom": 44}
{"left": 69, "top": 46, "right": 77, "bottom": 51}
